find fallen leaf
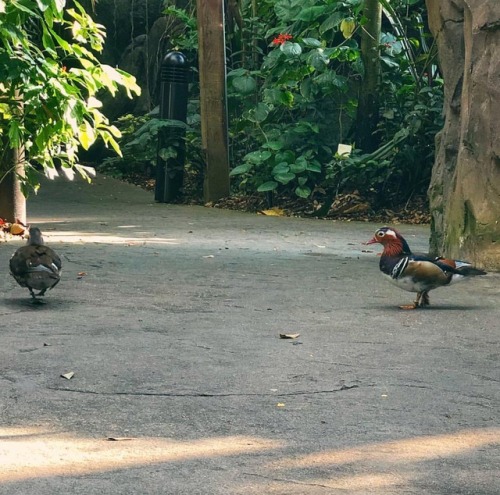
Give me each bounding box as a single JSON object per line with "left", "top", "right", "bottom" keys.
{"left": 9, "top": 223, "right": 25, "bottom": 236}
{"left": 279, "top": 333, "right": 300, "bottom": 339}
{"left": 106, "top": 437, "right": 134, "bottom": 441}
{"left": 203, "top": 255, "right": 215, "bottom": 258}
{"left": 260, "top": 207, "right": 285, "bottom": 217}
{"left": 276, "top": 403, "right": 285, "bottom": 407}
{"left": 43, "top": 343, "right": 51, "bottom": 347}
{"left": 61, "top": 372, "right": 74, "bottom": 380}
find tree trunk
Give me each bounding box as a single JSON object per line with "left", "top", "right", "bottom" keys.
{"left": 356, "top": 0, "right": 382, "bottom": 152}
{"left": 0, "top": 146, "right": 26, "bottom": 225}
{"left": 196, "top": 0, "right": 230, "bottom": 202}
{"left": 426, "top": 0, "right": 500, "bottom": 269}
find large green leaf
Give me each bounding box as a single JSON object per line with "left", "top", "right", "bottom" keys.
{"left": 301, "top": 38, "right": 322, "bottom": 48}
{"left": 272, "top": 162, "right": 290, "bottom": 175}
{"left": 295, "top": 185, "right": 311, "bottom": 198}
{"left": 229, "top": 163, "right": 252, "bottom": 176}
{"left": 320, "top": 12, "right": 343, "bottom": 34}
{"left": 274, "top": 172, "right": 295, "bottom": 185}
{"left": 257, "top": 181, "right": 278, "bottom": 192}
{"left": 232, "top": 75, "right": 257, "bottom": 94}
{"left": 264, "top": 141, "right": 284, "bottom": 151}
{"left": 243, "top": 150, "right": 272, "bottom": 164}
{"left": 297, "top": 6, "right": 326, "bottom": 22}
{"left": 281, "top": 42, "right": 302, "bottom": 56}
{"left": 247, "top": 103, "right": 270, "bottom": 123}
{"left": 276, "top": 150, "right": 295, "bottom": 164}
{"left": 306, "top": 161, "right": 322, "bottom": 173}
{"left": 290, "top": 161, "right": 307, "bottom": 174}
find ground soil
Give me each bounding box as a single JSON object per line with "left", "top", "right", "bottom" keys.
{"left": 122, "top": 173, "right": 431, "bottom": 226}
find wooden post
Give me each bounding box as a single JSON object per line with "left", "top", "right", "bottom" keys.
{"left": 196, "top": 0, "right": 230, "bottom": 202}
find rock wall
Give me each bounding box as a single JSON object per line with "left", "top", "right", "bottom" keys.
{"left": 426, "top": 0, "right": 500, "bottom": 269}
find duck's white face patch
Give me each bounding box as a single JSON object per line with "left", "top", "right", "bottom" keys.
{"left": 376, "top": 228, "right": 398, "bottom": 240}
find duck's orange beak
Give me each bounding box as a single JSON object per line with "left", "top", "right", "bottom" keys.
{"left": 364, "top": 236, "right": 378, "bottom": 245}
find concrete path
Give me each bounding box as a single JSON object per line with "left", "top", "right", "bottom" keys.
{"left": 0, "top": 175, "right": 499, "bottom": 494}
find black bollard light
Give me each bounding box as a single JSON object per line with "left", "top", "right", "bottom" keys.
{"left": 155, "top": 51, "right": 190, "bottom": 203}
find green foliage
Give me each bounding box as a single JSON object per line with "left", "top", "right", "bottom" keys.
{"left": 100, "top": 115, "right": 190, "bottom": 177}
{"left": 223, "top": 0, "right": 442, "bottom": 204}
{"left": 99, "top": 106, "right": 204, "bottom": 197}
{"left": 162, "top": 4, "right": 198, "bottom": 57}
{"left": 83, "top": 0, "right": 441, "bottom": 208}
{"left": 0, "top": 0, "right": 140, "bottom": 193}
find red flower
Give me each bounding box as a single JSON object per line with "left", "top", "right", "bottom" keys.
{"left": 272, "top": 33, "right": 293, "bottom": 46}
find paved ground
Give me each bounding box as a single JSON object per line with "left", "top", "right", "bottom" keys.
{"left": 0, "top": 175, "right": 499, "bottom": 495}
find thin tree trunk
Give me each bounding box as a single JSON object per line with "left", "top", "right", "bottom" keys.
{"left": 0, "top": 145, "right": 26, "bottom": 224}
{"left": 356, "top": 0, "right": 382, "bottom": 153}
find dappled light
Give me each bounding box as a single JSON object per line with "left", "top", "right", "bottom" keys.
{"left": 260, "top": 428, "right": 500, "bottom": 491}
{"left": 44, "top": 231, "right": 180, "bottom": 246}
{"left": 273, "top": 428, "right": 500, "bottom": 469}
{"left": 0, "top": 427, "right": 281, "bottom": 483}
{"left": 1, "top": 427, "right": 498, "bottom": 491}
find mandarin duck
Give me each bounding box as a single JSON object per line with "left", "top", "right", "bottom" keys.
{"left": 10, "top": 227, "right": 62, "bottom": 300}
{"left": 366, "top": 227, "right": 486, "bottom": 309}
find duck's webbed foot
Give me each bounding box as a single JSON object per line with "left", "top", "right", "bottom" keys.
{"left": 399, "top": 291, "right": 430, "bottom": 310}
{"left": 28, "top": 288, "right": 45, "bottom": 304}
{"left": 399, "top": 302, "right": 418, "bottom": 310}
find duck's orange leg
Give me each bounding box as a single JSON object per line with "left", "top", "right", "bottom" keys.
{"left": 399, "top": 291, "right": 430, "bottom": 310}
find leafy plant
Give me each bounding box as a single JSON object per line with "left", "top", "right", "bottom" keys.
{"left": 0, "top": 0, "right": 141, "bottom": 194}
{"left": 88, "top": 0, "right": 442, "bottom": 210}
{"left": 227, "top": 0, "right": 363, "bottom": 199}
{"left": 99, "top": 107, "right": 204, "bottom": 198}
{"left": 225, "top": 0, "right": 441, "bottom": 205}
{"left": 100, "top": 116, "right": 188, "bottom": 177}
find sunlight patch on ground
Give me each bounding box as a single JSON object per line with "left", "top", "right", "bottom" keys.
{"left": 44, "top": 231, "right": 180, "bottom": 246}
{"left": 257, "top": 428, "right": 500, "bottom": 493}
{"left": 268, "top": 428, "right": 500, "bottom": 468}
{"left": 0, "top": 427, "right": 281, "bottom": 482}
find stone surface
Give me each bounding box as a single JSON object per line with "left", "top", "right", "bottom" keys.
{"left": 426, "top": 0, "right": 500, "bottom": 269}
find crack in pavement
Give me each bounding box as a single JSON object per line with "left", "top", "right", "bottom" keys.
{"left": 242, "top": 471, "right": 337, "bottom": 490}
{"left": 46, "top": 384, "right": 360, "bottom": 398}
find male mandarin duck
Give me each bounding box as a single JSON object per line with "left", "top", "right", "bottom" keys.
{"left": 366, "top": 227, "right": 486, "bottom": 309}
{"left": 10, "top": 227, "right": 62, "bottom": 300}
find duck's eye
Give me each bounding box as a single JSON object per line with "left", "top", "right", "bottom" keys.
{"left": 377, "top": 231, "right": 385, "bottom": 237}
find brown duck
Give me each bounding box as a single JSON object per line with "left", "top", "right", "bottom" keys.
{"left": 10, "top": 227, "right": 62, "bottom": 300}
